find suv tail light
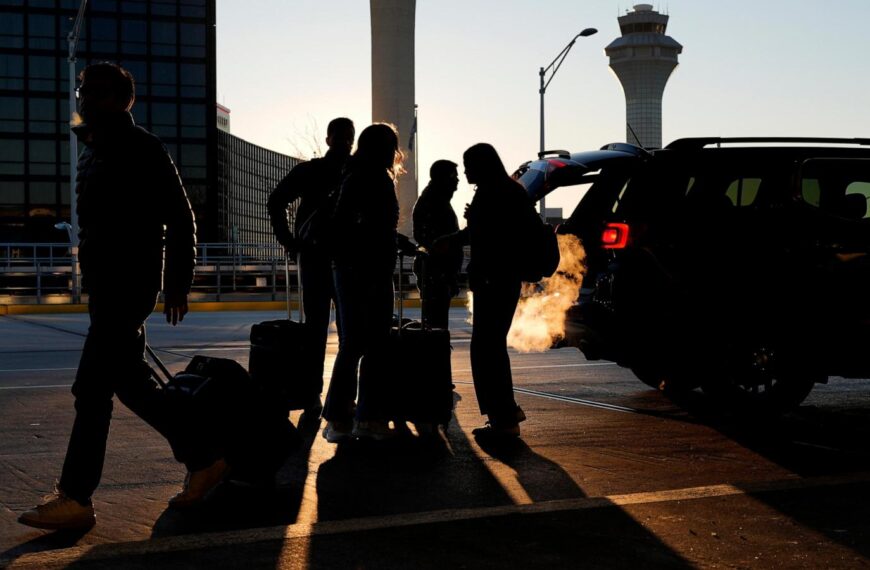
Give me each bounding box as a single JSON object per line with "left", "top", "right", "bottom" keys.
{"left": 601, "top": 223, "right": 630, "bottom": 249}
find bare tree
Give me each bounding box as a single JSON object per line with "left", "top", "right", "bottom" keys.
{"left": 285, "top": 115, "right": 324, "bottom": 160}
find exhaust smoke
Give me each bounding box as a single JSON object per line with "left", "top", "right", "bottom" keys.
{"left": 507, "top": 234, "right": 586, "bottom": 352}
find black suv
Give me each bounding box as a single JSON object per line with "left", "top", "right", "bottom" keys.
{"left": 515, "top": 138, "right": 870, "bottom": 412}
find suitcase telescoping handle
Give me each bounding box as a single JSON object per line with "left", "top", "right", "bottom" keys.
{"left": 145, "top": 344, "right": 172, "bottom": 389}
{"left": 285, "top": 252, "right": 304, "bottom": 323}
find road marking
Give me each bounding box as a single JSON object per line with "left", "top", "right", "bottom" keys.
{"left": 452, "top": 380, "right": 642, "bottom": 414}
{"left": 6, "top": 471, "right": 870, "bottom": 569}
{"left": 454, "top": 362, "right": 615, "bottom": 373}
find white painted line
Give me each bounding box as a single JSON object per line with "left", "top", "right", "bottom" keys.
{"left": 6, "top": 471, "right": 870, "bottom": 569}
{"left": 453, "top": 362, "right": 615, "bottom": 373}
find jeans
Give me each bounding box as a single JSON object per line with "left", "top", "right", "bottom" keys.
{"left": 470, "top": 279, "right": 522, "bottom": 426}
{"left": 58, "top": 288, "right": 220, "bottom": 504}
{"left": 299, "top": 247, "right": 339, "bottom": 396}
{"left": 323, "top": 260, "right": 395, "bottom": 423}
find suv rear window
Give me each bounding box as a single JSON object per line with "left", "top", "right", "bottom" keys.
{"left": 800, "top": 159, "right": 870, "bottom": 221}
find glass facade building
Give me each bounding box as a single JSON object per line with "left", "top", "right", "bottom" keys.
{"left": 216, "top": 129, "right": 299, "bottom": 249}
{"left": 0, "top": 0, "right": 217, "bottom": 242}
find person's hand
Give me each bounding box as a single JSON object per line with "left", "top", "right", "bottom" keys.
{"left": 163, "top": 292, "right": 189, "bottom": 326}
{"left": 278, "top": 236, "right": 299, "bottom": 259}
{"left": 431, "top": 236, "right": 450, "bottom": 256}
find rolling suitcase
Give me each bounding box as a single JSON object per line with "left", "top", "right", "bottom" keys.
{"left": 360, "top": 244, "right": 454, "bottom": 428}
{"left": 146, "top": 345, "right": 299, "bottom": 480}
{"left": 249, "top": 254, "right": 322, "bottom": 412}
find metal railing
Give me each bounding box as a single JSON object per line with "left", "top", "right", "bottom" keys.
{"left": 0, "top": 242, "right": 442, "bottom": 304}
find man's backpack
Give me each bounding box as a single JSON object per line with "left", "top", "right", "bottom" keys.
{"left": 517, "top": 203, "right": 560, "bottom": 282}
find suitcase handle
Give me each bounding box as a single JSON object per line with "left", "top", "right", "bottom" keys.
{"left": 285, "top": 252, "right": 304, "bottom": 323}
{"left": 145, "top": 344, "right": 172, "bottom": 389}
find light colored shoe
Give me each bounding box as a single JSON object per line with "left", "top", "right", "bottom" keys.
{"left": 352, "top": 420, "right": 394, "bottom": 441}
{"left": 18, "top": 487, "right": 96, "bottom": 530}
{"left": 169, "top": 458, "right": 229, "bottom": 509}
{"left": 322, "top": 420, "right": 354, "bottom": 443}
{"left": 472, "top": 422, "right": 521, "bottom": 440}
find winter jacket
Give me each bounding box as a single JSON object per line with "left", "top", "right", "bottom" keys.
{"left": 331, "top": 160, "right": 399, "bottom": 271}
{"left": 461, "top": 177, "right": 530, "bottom": 290}
{"left": 75, "top": 112, "right": 196, "bottom": 296}
{"left": 267, "top": 150, "right": 348, "bottom": 251}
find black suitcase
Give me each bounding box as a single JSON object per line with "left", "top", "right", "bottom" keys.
{"left": 146, "top": 346, "right": 299, "bottom": 480}
{"left": 359, "top": 245, "right": 454, "bottom": 427}
{"left": 249, "top": 254, "right": 322, "bottom": 412}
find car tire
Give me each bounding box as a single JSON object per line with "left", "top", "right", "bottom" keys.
{"left": 632, "top": 365, "right": 701, "bottom": 393}
{"left": 700, "top": 342, "right": 821, "bottom": 414}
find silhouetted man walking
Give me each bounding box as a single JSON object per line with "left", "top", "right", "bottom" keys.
{"left": 413, "top": 160, "right": 463, "bottom": 329}
{"left": 268, "top": 118, "right": 355, "bottom": 421}
{"left": 19, "top": 63, "right": 224, "bottom": 531}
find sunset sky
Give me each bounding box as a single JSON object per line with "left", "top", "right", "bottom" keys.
{"left": 215, "top": 0, "right": 870, "bottom": 216}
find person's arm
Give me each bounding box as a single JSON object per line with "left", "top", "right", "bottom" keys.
{"left": 158, "top": 143, "right": 196, "bottom": 326}
{"left": 267, "top": 163, "right": 307, "bottom": 254}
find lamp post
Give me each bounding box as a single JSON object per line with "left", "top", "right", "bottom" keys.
{"left": 538, "top": 27, "right": 597, "bottom": 221}
{"left": 66, "top": 0, "right": 88, "bottom": 303}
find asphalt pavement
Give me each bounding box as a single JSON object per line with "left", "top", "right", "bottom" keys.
{"left": 1, "top": 308, "right": 869, "bottom": 569}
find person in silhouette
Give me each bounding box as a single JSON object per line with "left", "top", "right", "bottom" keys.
{"left": 412, "top": 160, "right": 463, "bottom": 329}
{"left": 322, "top": 123, "right": 403, "bottom": 442}
{"left": 438, "top": 143, "right": 529, "bottom": 440}
{"left": 18, "top": 63, "right": 223, "bottom": 531}
{"left": 268, "top": 117, "right": 355, "bottom": 422}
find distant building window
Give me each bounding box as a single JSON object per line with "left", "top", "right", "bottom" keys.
{"left": 29, "top": 182, "right": 57, "bottom": 205}
{"left": 151, "top": 61, "right": 177, "bottom": 97}
{"left": 152, "top": 0, "right": 177, "bottom": 17}
{"left": 151, "top": 21, "right": 177, "bottom": 56}
{"left": 29, "top": 55, "right": 56, "bottom": 91}
{"left": 90, "top": 17, "right": 118, "bottom": 53}
{"left": 0, "top": 13, "right": 24, "bottom": 48}
{"left": 0, "top": 139, "right": 25, "bottom": 175}
{"left": 28, "top": 14, "right": 56, "bottom": 50}
{"left": 0, "top": 96, "right": 24, "bottom": 133}
{"left": 29, "top": 98, "right": 57, "bottom": 134}
{"left": 30, "top": 140, "right": 57, "bottom": 175}
{"left": 0, "top": 181, "right": 25, "bottom": 205}
{"left": 0, "top": 54, "right": 24, "bottom": 90}
{"left": 121, "top": 19, "right": 146, "bottom": 54}
{"left": 180, "top": 63, "right": 206, "bottom": 98}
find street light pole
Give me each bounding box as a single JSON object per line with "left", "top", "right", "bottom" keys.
{"left": 538, "top": 27, "right": 597, "bottom": 221}
{"left": 67, "top": 0, "right": 88, "bottom": 303}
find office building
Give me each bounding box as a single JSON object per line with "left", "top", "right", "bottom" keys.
{"left": 0, "top": 0, "right": 217, "bottom": 241}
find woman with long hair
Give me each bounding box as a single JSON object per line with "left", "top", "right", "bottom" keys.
{"left": 454, "top": 143, "right": 530, "bottom": 439}
{"left": 321, "top": 123, "right": 403, "bottom": 442}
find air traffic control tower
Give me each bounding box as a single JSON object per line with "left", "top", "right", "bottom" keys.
{"left": 370, "top": 0, "right": 417, "bottom": 235}
{"left": 605, "top": 4, "right": 682, "bottom": 149}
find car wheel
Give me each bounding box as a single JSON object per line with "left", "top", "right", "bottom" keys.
{"left": 701, "top": 342, "right": 821, "bottom": 414}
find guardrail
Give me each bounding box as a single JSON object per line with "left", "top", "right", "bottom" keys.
{"left": 0, "top": 242, "right": 439, "bottom": 304}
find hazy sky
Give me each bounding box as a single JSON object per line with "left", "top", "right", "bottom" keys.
{"left": 216, "top": 0, "right": 870, "bottom": 215}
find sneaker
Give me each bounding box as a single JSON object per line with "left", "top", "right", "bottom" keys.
{"left": 169, "top": 458, "right": 229, "bottom": 509}
{"left": 472, "top": 422, "right": 520, "bottom": 440}
{"left": 322, "top": 420, "right": 354, "bottom": 443}
{"left": 352, "top": 420, "right": 394, "bottom": 441}
{"left": 18, "top": 487, "right": 96, "bottom": 530}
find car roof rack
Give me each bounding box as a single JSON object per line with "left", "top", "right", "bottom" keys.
{"left": 665, "top": 137, "right": 870, "bottom": 150}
